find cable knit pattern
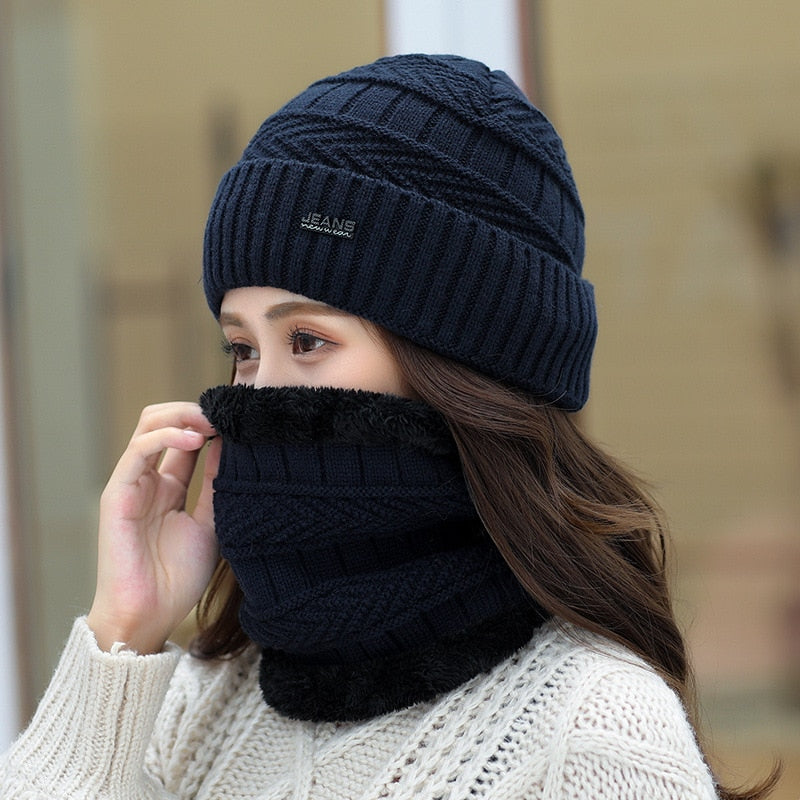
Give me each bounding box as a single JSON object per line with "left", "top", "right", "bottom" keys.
{"left": 0, "top": 617, "right": 719, "bottom": 799}
{"left": 0, "top": 618, "right": 180, "bottom": 799}
{"left": 203, "top": 54, "right": 597, "bottom": 410}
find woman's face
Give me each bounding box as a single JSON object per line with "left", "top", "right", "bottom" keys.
{"left": 219, "top": 286, "right": 409, "bottom": 395}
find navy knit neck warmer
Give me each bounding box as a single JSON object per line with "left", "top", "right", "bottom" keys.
{"left": 199, "top": 384, "right": 547, "bottom": 721}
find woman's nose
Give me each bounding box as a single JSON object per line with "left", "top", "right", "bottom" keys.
{"left": 251, "top": 357, "right": 292, "bottom": 389}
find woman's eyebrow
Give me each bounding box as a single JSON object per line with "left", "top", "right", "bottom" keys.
{"left": 219, "top": 301, "right": 349, "bottom": 328}
{"left": 263, "top": 301, "right": 349, "bottom": 321}
{"left": 218, "top": 311, "right": 244, "bottom": 327}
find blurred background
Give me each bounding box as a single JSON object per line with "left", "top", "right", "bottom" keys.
{"left": 0, "top": 0, "right": 798, "bottom": 794}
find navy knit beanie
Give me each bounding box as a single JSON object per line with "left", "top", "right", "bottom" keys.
{"left": 203, "top": 53, "right": 597, "bottom": 410}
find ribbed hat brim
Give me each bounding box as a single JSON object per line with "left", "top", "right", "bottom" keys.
{"left": 204, "top": 158, "right": 596, "bottom": 410}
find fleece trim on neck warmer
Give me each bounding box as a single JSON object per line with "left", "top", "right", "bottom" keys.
{"left": 259, "top": 601, "right": 548, "bottom": 722}
{"left": 199, "top": 384, "right": 456, "bottom": 454}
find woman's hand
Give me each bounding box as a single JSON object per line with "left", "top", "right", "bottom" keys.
{"left": 87, "top": 402, "right": 221, "bottom": 654}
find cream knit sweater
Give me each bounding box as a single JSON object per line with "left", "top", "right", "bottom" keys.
{"left": 0, "top": 617, "right": 718, "bottom": 799}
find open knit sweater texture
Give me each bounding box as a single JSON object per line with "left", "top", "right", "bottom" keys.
{"left": 0, "top": 616, "right": 718, "bottom": 799}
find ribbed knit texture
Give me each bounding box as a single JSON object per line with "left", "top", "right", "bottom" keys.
{"left": 200, "top": 385, "right": 531, "bottom": 671}
{"left": 0, "top": 617, "right": 720, "bottom": 798}
{"left": 203, "top": 54, "right": 597, "bottom": 410}
{"left": 0, "top": 618, "right": 180, "bottom": 799}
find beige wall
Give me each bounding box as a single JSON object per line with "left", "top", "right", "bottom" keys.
{"left": 543, "top": 1, "right": 800, "bottom": 790}
{"left": 544, "top": 2, "right": 799, "bottom": 547}
{"left": 72, "top": 1, "right": 387, "bottom": 472}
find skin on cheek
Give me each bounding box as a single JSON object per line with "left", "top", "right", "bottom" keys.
{"left": 318, "top": 350, "right": 400, "bottom": 395}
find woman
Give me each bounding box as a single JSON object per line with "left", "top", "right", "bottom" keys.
{"left": 0, "top": 53, "right": 779, "bottom": 799}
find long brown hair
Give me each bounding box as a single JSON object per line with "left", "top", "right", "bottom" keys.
{"left": 193, "top": 331, "right": 780, "bottom": 800}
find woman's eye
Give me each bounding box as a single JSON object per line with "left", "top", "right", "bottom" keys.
{"left": 222, "top": 341, "right": 258, "bottom": 362}
{"left": 290, "top": 330, "right": 328, "bottom": 355}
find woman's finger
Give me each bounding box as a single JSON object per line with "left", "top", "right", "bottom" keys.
{"left": 131, "top": 402, "right": 216, "bottom": 438}
{"left": 111, "top": 427, "right": 208, "bottom": 487}
{"left": 159, "top": 443, "right": 205, "bottom": 493}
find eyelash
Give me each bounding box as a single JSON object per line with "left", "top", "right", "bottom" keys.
{"left": 285, "top": 326, "right": 330, "bottom": 354}
{"left": 220, "top": 328, "right": 331, "bottom": 363}
{"left": 220, "top": 340, "right": 256, "bottom": 362}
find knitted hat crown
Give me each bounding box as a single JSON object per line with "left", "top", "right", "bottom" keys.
{"left": 203, "top": 53, "right": 597, "bottom": 410}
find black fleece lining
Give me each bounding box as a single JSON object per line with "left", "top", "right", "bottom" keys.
{"left": 259, "top": 602, "right": 549, "bottom": 722}
{"left": 199, "top": 384, "right": 455, "bottom": 455}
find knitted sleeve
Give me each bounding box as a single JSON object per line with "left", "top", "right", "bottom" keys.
{"left": 549, "top": 656, "right": 720, "bottom": 799}
{"left": 0, "top": 617, "right": 181, "bottom": 799}
{"left": 143, "top": 642, "right": 265, "bottom": 798}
